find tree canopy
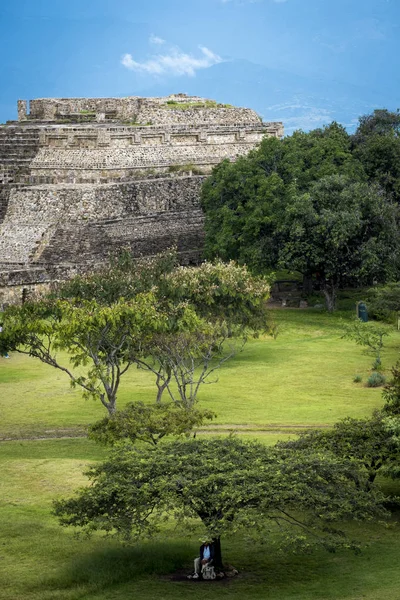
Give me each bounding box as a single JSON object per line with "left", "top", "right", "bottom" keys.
{"left": 352, "top": 109, "right": 400, "bottom": 203}
{"left": 53, "top": 436, "right": 387, "bottom": 566}
{"left": 368, "top": 282, "right": 400, "bottom": 322}
{"left": 201, "top": 114, "right": 400, "bottom": 310}
{"left": 201, "top": 123, "right": 364, "bottom": 274}
{"left": 277, "top": 412, "right": 399, "bottom": 487}
{"left": 88, "top": 401, "right": 215, "bottom": 447}
{"left": 0, "top": 294, "right": 164, "bottom": 414}
{"left": 278, "top": 175, "right": 399, "bottom": 310}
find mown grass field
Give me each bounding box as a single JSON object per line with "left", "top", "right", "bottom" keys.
{"left": 1, "top": 310, "right": 398, "bottom": 439}
{"left": 1, "top": 309, "right": 400, "bottom": 600}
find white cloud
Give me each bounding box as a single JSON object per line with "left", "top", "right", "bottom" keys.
{"left": 221, "top": 0, "right": 288, "bottom": 3}
{"left": 149, "top": 34, "right": 165, "bottom": 45}
{"left": 121, "top": 45, "right": 223, "bottom": 77}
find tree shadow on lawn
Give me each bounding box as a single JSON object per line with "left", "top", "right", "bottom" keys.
{"left": 37, "top": 541, "right": 193, "bottom": 594}
{"left": 270, "top": 309, "right": 352, "bottom": 332}
{"left": 33, "top": 537, "right": 399, "bottom": 599}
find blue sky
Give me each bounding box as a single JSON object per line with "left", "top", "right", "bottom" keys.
{"left": 0, "top": 0, "right": 399, "bottom": 132}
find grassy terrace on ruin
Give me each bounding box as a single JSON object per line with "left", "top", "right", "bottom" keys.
{"left": 162, "top": 100, "right": 234, "bottom": 110}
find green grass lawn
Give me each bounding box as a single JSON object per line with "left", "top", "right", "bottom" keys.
{"left": 1, "top": 310, "right": 398, "bottom": 439}
{"left": 0, "top": 437, "right": 399, "bottom": 600}
{"left": 1, "top": 309, "right": 400, "bottom": 599}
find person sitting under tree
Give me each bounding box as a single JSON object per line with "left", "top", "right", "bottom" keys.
{"left": 191, "top": 539, "right": 215, "bottom": 579}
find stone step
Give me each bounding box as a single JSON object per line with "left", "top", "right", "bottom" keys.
{"left": 0, "top": 136, "right": 39, "bottom": 142}
{"left": 0, "top": 158, "right": 33, "bottom": 163}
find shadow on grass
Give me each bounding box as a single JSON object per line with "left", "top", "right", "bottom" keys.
{"left": 38, "top": 540, "right": 192, "bottom": 595}
{"left": 0, "top": 438, "right": 108, "bottom": 461}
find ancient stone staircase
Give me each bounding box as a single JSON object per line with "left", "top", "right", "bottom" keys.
{"left": 0, "top": 127, "right": 40, "bottom": 223}
{"left": 38, "top": 209, "right": 205, "bottom": 265}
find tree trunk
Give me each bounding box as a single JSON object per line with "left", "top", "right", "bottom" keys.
{"left": 107, "top": 396, "right": 117, "bottom": 415}
{"left": 99, "top": 392, "right": 116, "bottom": 416}
{"left": 212, "top": 536, "right": 223, "bottom": 570}
{"left": 156, "top": 368, "right": 171, "bottom": 403}
{"left": 302, "top": 274, "right": 314, "bottom": 295}
{"left": 322, "top": 283, "right": 337, "bottom": 313}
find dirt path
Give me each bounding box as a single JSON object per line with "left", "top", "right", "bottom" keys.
{"left": 0, "top": 423, "right": 333, "bottom": 442}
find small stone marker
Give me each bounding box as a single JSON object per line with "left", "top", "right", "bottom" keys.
{"left": 356, "top": 301, "right": 368, "bottom": 322}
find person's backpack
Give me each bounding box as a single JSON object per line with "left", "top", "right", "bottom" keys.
{"left": 202, "top": 565, "right": 216, "bottom": 580}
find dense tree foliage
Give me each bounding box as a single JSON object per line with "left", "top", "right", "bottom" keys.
{"left": 56, "top": 249, "right": 179, "bottom": 306}
{"left": 382, "top": 363, "right": 400, "bottom": 417}
{"left": 278, "top": 176, "right": 399, "bottom": 310}
{"left": 201, "top": 114, "right": 400, "bottom": 310}
{"left": 368, "top": 282, "right": 400, "bottom": 322}
{"left": 202, "top": 123, "right": 363, "bottom": 273}
{"left": 88, "top": 401, "right": 214, "bottom": 447}
{"left": 278, "top": 413, "right": 398, "bottom": 487}
{"left": 381, "top": 365, "right": 400, "bottom": 480}
{"left": 53, "top": 437, "right": 387, "bottom": 566}
{"left": 352, "top": 109, "right": 400, "bottom": 202}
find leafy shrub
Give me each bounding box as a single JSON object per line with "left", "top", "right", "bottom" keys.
{"left": 367, "top": 372, "right": 387, "bottom": 388}
{"left": 353, "top": 374, "right": 362, "bottom": 383}
{"left": 168, "top": 163, "right": 205, "bottom": 175}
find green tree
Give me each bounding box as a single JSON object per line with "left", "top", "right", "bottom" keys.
{"left": 88, "top": 401, "right": 215, "bottom": 447}
{"left": 201, "top": 123, "right": 364, "bottom": 279}
{"left": 382, "top": 362, "right": 400, "bottom": 417}
{"left": 57, "top": 252, "right": 272, "bottom": 334}
{"left": 1, "top": 256, "right": 272, "bottom": 413}
{"left": 201, "top": 147, "right": 287, "bottom": 273}
{"left": 368, "top": 282, "right": 400, "bottom": 322}
{"left": 132, "top": 260, "right": 273, "bottom": 408}
{"left": 352, "top": 109, "right": 400, "bottom": 202}
{"left": 56, "top": 249, "right": 178, "bottom": 306}
{"left": 278, "top": 176, "right": 400, "bottom": 311}
{"left": 355, "top": 109, "right": 400, "bottom": 139}
{"left": 53, "top": 437, "right": 386, "bottom": 569}
{"left": 342, "top": 318, "right": 392, "bottom": 370}
{"left": 380, "top": 363, "right": 400, "bottom": 479}
{"left": 278, "top": 412, "right": 399, "bottom": 486}
{"left": 135, "top": 326, "right": 244, "bottom": 408}
{"left": 0, "top": 295, "right": 165, "bottom": 415}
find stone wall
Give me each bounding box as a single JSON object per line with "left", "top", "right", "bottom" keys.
{"left": 0, "top": 282, "right": 51, "bottom": 307}
{"left": 29, "top": 140, "right": 259, "bottom": 178}
{"left": 24, "top": 95, "right": 264, "bottom": 127}
{"left": 28, "top": 97, "right": 141, "bottom": 121}
{"left": 0, "top": 176, "right": 204, "bottom": 265}
{"left": 39, "top": 209, "right": 204, "bottom": 266}
{"left": 2, "top": 124, "right": 276, "bottom": 186}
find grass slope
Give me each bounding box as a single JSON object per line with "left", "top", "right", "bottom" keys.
{"left": 1, "top": 310, "right": 398, "bottom": 439}
{"left": 1, "top": 309, "right": 399, "bottom": 599}
{"left": 0, "top": 438, "right": 399, "bottom": 600}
